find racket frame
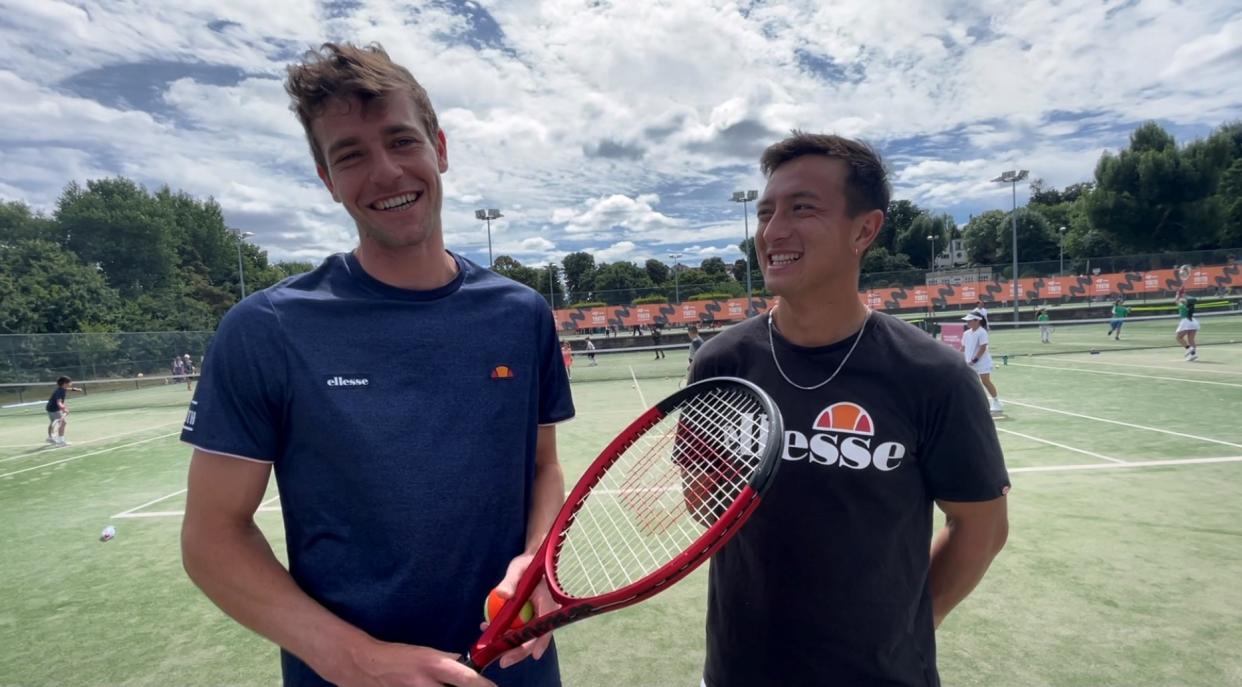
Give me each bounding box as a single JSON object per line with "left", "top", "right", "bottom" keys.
{"left": 463, "top": 377, "right": 782, "bottom": 670}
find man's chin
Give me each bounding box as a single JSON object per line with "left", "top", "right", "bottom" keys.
{"left": 359, "top": 224, "right": 436, "bottom": 250}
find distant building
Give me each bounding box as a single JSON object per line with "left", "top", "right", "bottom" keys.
{"left": 933, "top": 239, "right": 968, "bottom": 270}
{"left": 926, "top": 266, "right": 992, "bottom": 287}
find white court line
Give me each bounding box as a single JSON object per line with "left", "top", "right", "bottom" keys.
{"left": 114, "top": 505, "right": 281, "bottom": 520}
{"left": 1005, "top": 400, "right": 1242, "bottom": 450}
{"left": 110, "top": 457, "right": 1242, "bottom": 519}
{"left": 995, "top": 427, "right": 1126, "bottom": 464}
{"left": 0, "top": 421, "right": 184, "bottom": 464}
{"left": 1011, "top": 456, "right": 1242, "bottom": 473}
{"left": 112, "top": 490, "right": 279, "bottom": 519}
{"left": 628, "top": 366, "right": 649, "bottom": 409}
{"left": 112, "top": 488, "right": 187, "bottom": 518}
{"left": 0, "top": 433, "right": 179, "bottom": 479}
{"left": 1009, "top": 362, "right": 1242, "bottom": 388}
{"left": 0, "top": 407, "right": 164, "bottom": 441}
{"left": 1073, "top": 359, "right": 1242, "bottom": 376}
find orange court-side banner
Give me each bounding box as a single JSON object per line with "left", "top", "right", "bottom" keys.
{"left": 552, "top": 262, "right": 1238, "bottom": 330}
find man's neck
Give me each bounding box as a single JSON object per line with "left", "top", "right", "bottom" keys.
{"left": 771, "top": 291, "right": 871, "bottom": 347}
{"left": 354, "top": 242, "right": 458, "bottom": 291}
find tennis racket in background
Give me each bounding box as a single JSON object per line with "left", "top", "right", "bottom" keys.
{"left": 461, "top": 376, "right": 783, "bottom": 671}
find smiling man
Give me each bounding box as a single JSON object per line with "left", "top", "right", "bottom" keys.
{"left": 179, "top": 43, "right": 573, "bottom": 687}
{"left": 689, "top": 132, "right": 1010, "bottom": 686}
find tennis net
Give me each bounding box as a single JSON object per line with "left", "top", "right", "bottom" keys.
{"left": 0, "top": 374, "right": 198, "bottom": 418}
{"left": 567, "top": 344, "right": 695, "bottom": 384}
{"left": 979, "top": 310, "right": 1242, "bottom": 358}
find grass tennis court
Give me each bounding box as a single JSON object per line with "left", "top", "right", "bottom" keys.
{"left": 2, "top": 335, "right": 1242, "bottom": 686}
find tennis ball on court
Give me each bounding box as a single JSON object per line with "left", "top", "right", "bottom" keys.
{"left": 484, "top": 589, "right": 535, "bottom": 630}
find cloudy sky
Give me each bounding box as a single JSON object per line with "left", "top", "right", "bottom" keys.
{"left": 2, "top": 0, "right": 1240, "bottom": 267}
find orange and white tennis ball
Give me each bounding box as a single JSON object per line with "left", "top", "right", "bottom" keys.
{"left": 484, "top": 589, "right": 535, "bottom": 630}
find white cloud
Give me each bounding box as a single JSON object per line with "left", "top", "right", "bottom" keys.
{"left": 1, "top": 0, "right": 1239, "bottom": 266}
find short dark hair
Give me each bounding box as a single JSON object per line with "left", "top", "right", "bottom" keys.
{"left": 285, "top": 42, "right": 439, "bottom": 171}
{"left": 759, "top": 131, "right": 890, "bottom": 217}
{"left": 57, "top": 376, "right": 71, "bottom": 386}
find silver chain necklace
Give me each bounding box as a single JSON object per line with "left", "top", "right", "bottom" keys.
{"left": 767, "top": 306, "right": 871, "bottom": 390}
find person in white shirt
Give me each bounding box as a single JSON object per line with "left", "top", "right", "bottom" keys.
{"left": 585, "top": 336, "right": 598, "bottom": 365}
{"left": 962, "top": 312, "right": 1001, "bottom": 413}
{"left": 973, "top": 301, "right": 989, "bottom": 329}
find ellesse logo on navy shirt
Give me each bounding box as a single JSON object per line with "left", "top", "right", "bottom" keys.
{"left": 323, "top": 374, "right": 371, "bottom": 389}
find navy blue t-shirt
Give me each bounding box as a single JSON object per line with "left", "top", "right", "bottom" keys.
{"left": 182, "top": 251, "right": 574, "bottom": 686}
{"left": 46, "top": 387, "right": 66, "bottom": 412}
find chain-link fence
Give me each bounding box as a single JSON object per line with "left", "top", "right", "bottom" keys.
{"left": 0, "top": 331, "right": 215, "bottom": 383}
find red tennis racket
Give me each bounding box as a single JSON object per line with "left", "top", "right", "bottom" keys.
{"left": 462, "top": 376, "right": 783, "bottom": 671}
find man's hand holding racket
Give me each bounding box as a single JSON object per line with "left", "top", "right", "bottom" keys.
{"left": 460, "top": 377, "right": 784, "bottom": 672}
{"left": 481, "top": 553, "right": 559, "bottom": 669}
{"left": 320, "top": 637, "right": 495, "bottom": 687}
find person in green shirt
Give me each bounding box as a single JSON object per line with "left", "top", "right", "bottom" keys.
{"left": 1106, "top": 299, "right": 1130, "bottom": 340}
{"left": 1175, "top": 296, "right": 1199, "bottom": 360}
{"left": 1037, "top": 307, "right": 1052, "bottom": 344}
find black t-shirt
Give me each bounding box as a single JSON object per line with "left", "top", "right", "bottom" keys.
{"left": 46, "top": 387, "right": 67, "bottom": 412}
{"left": 690, "top": 312, "right": 1009, "bottom": 687}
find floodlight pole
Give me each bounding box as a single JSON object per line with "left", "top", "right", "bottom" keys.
{"left": 1059, "top": 226, "right": 1067, "bottom": 276}
{"left": 992, "top": 170, "right": 1029, "bottom": 323}
{"left": 731, "top": 190, "right": 758, "bottom": 313}
{"left": 927, "top": 234, "right": 936, "bottom": 272}
{"left": 235, "top": 231, "right": 255, "bottom": 299}
{"left": 669, "top": 253, "right": 683, "bottom": 304}
{"left": 474, "top": 208, "right": 503, "bottom": 268}
{"left": 547, "top": 263, "right": 556, "bottom": 308}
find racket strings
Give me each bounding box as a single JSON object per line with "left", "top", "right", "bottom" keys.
{"left": 554, "top": 387, "right": 772, "bottom": 598}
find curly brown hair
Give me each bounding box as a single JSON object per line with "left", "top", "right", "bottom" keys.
{"left": 284, "top": 42, "right": 439, "bottom": 171}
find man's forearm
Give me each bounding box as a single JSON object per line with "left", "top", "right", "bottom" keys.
{"left": 182, "top": 518, "right": 370, "bottom": 683}
{"left": 928, "top": 516, "right": 1006, "bottom": 627}
{"left": 525, "top": 459, "right": 565, "bottom": 553}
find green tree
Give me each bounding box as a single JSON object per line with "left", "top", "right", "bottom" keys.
{"left": 859, "top": 248, "right": 915, "bottom": 289}
{"left": 876, "top": 200, "right": 922, "bottom": 254}
{"left": 0, "top": 240, "right": 121, "bottom": 334}
{"left": 731, "top": 259, "right": 748, "bottom": 282}
{"left": 644, "top": 257, "right": 670, "bottom": 285}
{"left": 561, "top": 251, "right": 596, "bottom": 303}
{"left": 0, "top": 201, "right": 58, "bottom": 244}
{"left": 491, "top": 255, "right": 541, "bottom": 290}
{"left": 737, "top": 237, "right": 758, "bottom": 272}
{"left": 1084, "top": 121, "right": 1221, "bottom": 252}
{"left": 593, "top": 261, "right": 653, "bottom": 305}
{"left": 860, "top": 248, "right": 914, "bottom": 274}
{"left": 667, "top": 268, "right": 722, "bottom": 300}
{"left": 736, "top": 237, "right": 761, "bottom": 288}
{"left": 699, "top": 257, "right": 729, "bottom": 279}
{"left": 895, "top": 213, "right": 953, "bottom": 268}
{"left": 1219, "top": 158, "right": 1242, "bottom": 247}
{"left": 533, "top": 264, "right": 565, "bottom": 307}
{"left": 962, "top": 210, "right": 1007, "bottom": 265}
{"left": 157, "top": 188, "right": 236, "bottom": 284}
{"left": 56, "top": 178, "right": 181, "bottom": 297}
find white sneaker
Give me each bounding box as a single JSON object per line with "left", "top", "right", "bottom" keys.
{"left": 45, "top": 437, "right": 57, "bottom": 445}
{"left": 1188, "top": 351, "right": 1198, "bottom": 361}
{"left": 990, "top": 398, "right": 1003, "bottom": 413}
{"left": 55, "top": 437, "right": 69, "bottom": 446}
